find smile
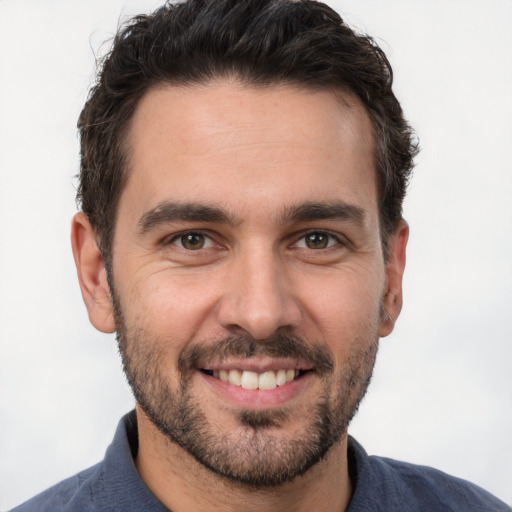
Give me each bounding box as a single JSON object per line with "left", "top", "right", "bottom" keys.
{"left": 202, "top": 369, "right": 307, "bottom": 390}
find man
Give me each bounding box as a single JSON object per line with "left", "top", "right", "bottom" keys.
{"left": 12, "top": 0, "right": 510, "bottom": 510}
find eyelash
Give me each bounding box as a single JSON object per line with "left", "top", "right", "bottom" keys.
{"left": 165, "top": 229, "right": 345, "bottom": 251}
{"left": 293, "top": 230, "right": 344, "bottom": 250}
{"left": 167, "top": 230, "right": 216, "bottom": 250}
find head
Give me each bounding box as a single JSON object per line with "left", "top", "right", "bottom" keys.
{"left": 72, "top": 0, "right": 415, "bottom": 489}
{"left": 77, "top": 0, "right": 417, "bottom": 268}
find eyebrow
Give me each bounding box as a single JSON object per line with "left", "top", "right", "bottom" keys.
{"left": 137, "top": 199, "right": 366, "bottom": 235}
{"left": 137, "top": 202, "right": 239, "bottom": 234}
{"left": 283, "top": 201, "right": 366, "bottom": 224}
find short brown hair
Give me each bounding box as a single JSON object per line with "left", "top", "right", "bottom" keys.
{"left": 77, "top": 0, "right": 418, "bottom": 264}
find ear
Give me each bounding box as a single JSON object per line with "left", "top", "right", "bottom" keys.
{"left": 379, "top": 220, "right": 409, "bottom": 337}
{"left": 71, "top": 212, "right": 116, "bottom": 333}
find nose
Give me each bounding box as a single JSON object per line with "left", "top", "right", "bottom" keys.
{"left": 216, "top": 246, "right": 302, "bottom": 339}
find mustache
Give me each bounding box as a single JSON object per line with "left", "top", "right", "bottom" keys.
{"left": 178, "top": 333, "right": 335, "bottom": 375}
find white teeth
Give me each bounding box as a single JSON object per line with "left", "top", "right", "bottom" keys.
{"left": 212, "top": 368, "right": 300, "bottom": 390}
{"left": 258, "top": 371, "right": 277, "bottom": 390}
{"left": 276, "top": 369, "right": 287, "bottom": 386}
{"left": 240, "top": 371, "right": 259, "bottom": 390}
{"left": 228, "top": 369, "right": 242, "bottom": 386}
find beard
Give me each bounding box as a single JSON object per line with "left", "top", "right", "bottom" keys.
{"left": 112, "top": 295, "right": 379, "bottom": 488}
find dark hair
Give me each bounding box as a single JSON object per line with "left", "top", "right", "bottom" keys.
{"left": 77, "top": 0, "right": 418, "bottom": 264}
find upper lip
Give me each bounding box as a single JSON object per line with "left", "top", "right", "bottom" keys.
{"left": 200, "top": 357, "right": 313, "bottom": 373}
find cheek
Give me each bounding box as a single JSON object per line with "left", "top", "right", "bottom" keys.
{"left": 295, "top": 263, "right": 384, "bottom": 371}
{"left": 121, "top": 270, "right": 223, "bottom": 342}
{"left": 298, "top": 263, "right": 385, "bottom": 327}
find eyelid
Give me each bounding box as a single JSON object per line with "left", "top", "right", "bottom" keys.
{"left": 292, "top": 229, "right": 349, "bottom": 249}
{"left": 165, "top": 229, "right": 217, "bottom": 249}
{"left": 162, "top": 228, "right": 348, "bottom": 250}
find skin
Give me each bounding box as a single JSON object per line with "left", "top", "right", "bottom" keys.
{"left": 71, "top": 81, "right": 408, "bottom": 512}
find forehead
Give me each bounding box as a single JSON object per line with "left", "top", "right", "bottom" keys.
{"left": 122, "top": 81, "right": 377, "bottom": 224}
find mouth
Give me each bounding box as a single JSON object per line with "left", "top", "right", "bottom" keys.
{"left": 200, "top": 368, "right": 310, "bottom": 391}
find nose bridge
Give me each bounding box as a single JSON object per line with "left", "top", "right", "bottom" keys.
{"left": 217, "top": 242, "right": 300, "bottom": 339}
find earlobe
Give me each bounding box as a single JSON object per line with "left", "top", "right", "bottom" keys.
{"left": 379, "top": 220, "right": 409, "bottom": 337}
{"left": 71, "top": 212, "right": 116, "bottom": 333}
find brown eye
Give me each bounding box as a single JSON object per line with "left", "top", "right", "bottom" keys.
{"left": 173, "top": 232, "right": 212, "bottom": 250}
{"left": 182, "top": 233, "right": 204, "bottom": 249}
{"left": 305, "top": 232, "right": 330, "bottom": 249}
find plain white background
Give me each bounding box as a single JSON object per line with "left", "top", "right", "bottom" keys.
{"left": 0, "top": 0, "right": 511, "bottom": 509}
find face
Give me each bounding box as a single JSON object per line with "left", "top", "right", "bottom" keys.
{"left": 74, "top": 81, "right": 407, "bottom": 487}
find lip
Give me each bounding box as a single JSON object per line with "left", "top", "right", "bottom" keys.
{"left": 201, "top": 356, "right": 313, "bottom": 373}
{"left": 199, "top": 368, "right": 314, "bottom": 410}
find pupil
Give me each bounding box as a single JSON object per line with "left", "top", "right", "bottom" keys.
{"left": 307, "top": 233, "right": 328, "bottom": 249}
{"left": 183, "top": 233, "right": 204, "bottom": 249}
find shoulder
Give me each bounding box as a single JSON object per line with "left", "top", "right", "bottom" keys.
{"left": 372, "top": 456, "right": 510, "bottom": 511}
{"left": 348, "top": 437, "right": 511, "bottom": 512}
{"left": 9, "top": 462, "right": 105, "bottom": 512}
{"left": 9, "top": 412, "right": 166, "bottom": 512}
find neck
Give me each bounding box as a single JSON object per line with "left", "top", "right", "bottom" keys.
{"left": 134, "top": 407, "right": 353, "bottom": 512}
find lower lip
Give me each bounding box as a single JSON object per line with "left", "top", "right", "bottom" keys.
{"left": 199, "top": 371, "right": 313, "bottom": 410}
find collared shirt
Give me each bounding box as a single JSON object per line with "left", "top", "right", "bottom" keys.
{"left": 12, "top": 411, "right": 511, "bottom": 511}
